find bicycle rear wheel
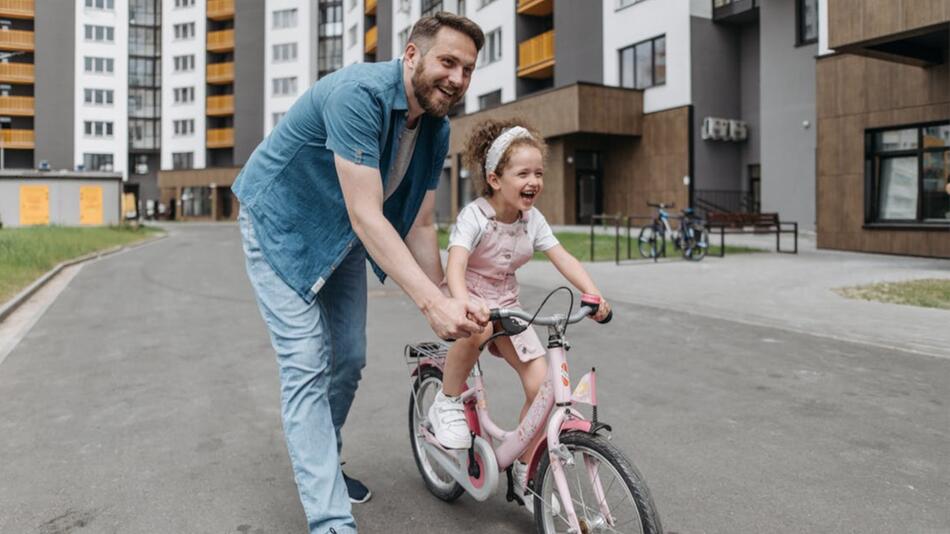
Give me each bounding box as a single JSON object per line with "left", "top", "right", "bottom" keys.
{"left": 408, "top": 367, "right": 465, "bottom": 502}
{"left": 533, "top": 432, "right": 662, "bottom": 534}
{"left": 637, "top": 225, "right": 663, "bottom": 259}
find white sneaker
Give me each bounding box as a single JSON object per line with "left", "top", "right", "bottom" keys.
{"left": 427, "top": 390, "right": 471, "bottom": 449}
{"left": 514, "top": 460, "right": 561, "bottom": 516}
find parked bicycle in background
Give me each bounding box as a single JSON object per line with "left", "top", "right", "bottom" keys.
{"left": 637, "top": 203, "right": 710, "bottom": 261}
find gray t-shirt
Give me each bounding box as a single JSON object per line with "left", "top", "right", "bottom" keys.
{"left": 384, "top": 122, "right": 420, "bottom": 199}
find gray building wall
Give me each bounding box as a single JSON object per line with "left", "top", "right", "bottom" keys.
{"left": 553, "top": 0, "right": 603, "bottom": 88}
{"left": 0, "top": 177, "right": 122, "bottom": 227}
{"left": 34, "top": 1, "right": 76, "bottom": 170}
{"left": 689, "top": 16, "right": 742, "bottom": 192}
{"left": 739, "top": 23, "right": 760, "bottom": 177}
{"left": 234, "top": 0, "right": 266, "bottom": 165}
{"left": 377, "top": 0, "right": 393, "bottom": 61}
{"left": 759, "top": 0, "right": 816, "bottom": 229}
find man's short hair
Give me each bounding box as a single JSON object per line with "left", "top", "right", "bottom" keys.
{"left": 408, "top": 12, "right": 485, "bottom": 55}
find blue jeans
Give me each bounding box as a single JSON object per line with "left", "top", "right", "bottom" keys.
{"left": 239, "top": 207, "right": 366, "bottom": 534}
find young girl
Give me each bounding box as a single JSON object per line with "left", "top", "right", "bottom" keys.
{"left": 428, "top": 118, "right": 611, "bottom": 510}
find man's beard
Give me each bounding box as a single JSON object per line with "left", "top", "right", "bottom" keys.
{"left": 411, "top": 61, "right": 462, "bottom": 118}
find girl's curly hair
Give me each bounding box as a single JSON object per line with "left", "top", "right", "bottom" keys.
{"left": 462, "top": 118, "right": 547, "bottom": 197}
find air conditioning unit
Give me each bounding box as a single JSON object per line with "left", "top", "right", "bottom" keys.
{"left": 701, "top": 117, "right": 730, "bottom": 141}
{"left": 729, "top": 120, "right": 748, "bottom": 142}
{"left": 38, "top": 160, "right": 50, "bottom": 171}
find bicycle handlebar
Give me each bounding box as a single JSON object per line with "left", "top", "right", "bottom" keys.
{"left": 488, "top": 295, "right": 613, "bottom": 326}
{"left": 647, "top": 202, "right": 675, "bottom": 209}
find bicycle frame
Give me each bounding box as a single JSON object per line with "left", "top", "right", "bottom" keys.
{"left": 410, "top": 319, "right": 612, "bottom": 532}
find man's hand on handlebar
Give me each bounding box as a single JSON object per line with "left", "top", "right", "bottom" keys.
{"left": 424, "top": 296, "right": 489, "bottom": 340}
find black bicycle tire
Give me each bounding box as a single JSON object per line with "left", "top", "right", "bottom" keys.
{"left": 533, "top": 432, "right": 663, "bottom": 534}
{"left": 408, "top": 367, "right": 465, "bottom": 502}
{"left": 637, "top": 225, "right": 660, "bottom": 259}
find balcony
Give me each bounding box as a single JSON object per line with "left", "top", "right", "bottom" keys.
{"left": 517, "top": 0, "right": 552, "bottom": 16}
{"left": 206, "top": 94, "right": 234, "bottom": 116}
{"left": 365, "top": 25, "right": 377, "bottom": 54}
{"left": 207, "top": 29, "right": 234, "bottom": 53}
{"left": 0, "top": 0, "right": 34, "bottom": 19}
{"left": 518, "top": 30, "right": 554, "bottom": 79}
{"left": 0, "top": 95, "right": 33, "bottom": 116}
{"left": 207, "top": 0, "right": 234, "bottom": 20}
{"left": 207, "top": 127, "right": 234, "bottom": 148}
{"left": 0, "top": 62, "right": 33, "bottom": 83}
{"left": 0, "top": 29, "right": 34, "bottom": 52}
{"left": 206, "top": 61, "right": 234, "bottom": 84}
{"left": 365, "top": 0, "right": 376, "bottom": 15}
{"left": 0, "top": 128, "right": 34, "bottom": 149}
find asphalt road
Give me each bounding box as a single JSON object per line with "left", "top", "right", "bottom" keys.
{"left": 1, "top": 224, "right": 947, "bottom": 534}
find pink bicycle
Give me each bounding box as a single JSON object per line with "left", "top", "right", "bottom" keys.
{"left": 406, "top": 291, "right": 663, "bottom": 534}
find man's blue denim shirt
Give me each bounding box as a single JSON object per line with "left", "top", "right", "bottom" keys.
{"left": 232, "top": 59, "right": 449, "bottom": 302}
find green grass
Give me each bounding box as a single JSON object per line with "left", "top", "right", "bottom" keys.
{"left": 0, "top": 225, "right": 160, "bottom": 303}
{"left": 437, "top": 227, "right": 762, "bottom": 262}
{"left": 835, "top": 279, "right": 950, "bottom": 310}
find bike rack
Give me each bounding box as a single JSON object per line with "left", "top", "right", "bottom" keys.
{"left": 588, "top": 214, "right": 623, "bottom": 264}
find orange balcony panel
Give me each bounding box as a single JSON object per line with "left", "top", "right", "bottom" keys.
{"left": 517, "top": 0, "right": 552, "bottom": 16}
{"left": 206, "top": 94, "right": 234, "bottom": 116}
{"left": 0, "top": 62, "right": 33, "bottom": 83}
{"left": 0, "top": 0, "right": 34, "bottom": 19}
{"left": 518, "top": 30, "right": 555, "bottom": 79}
{"left": 0, "top": 95, "right": 33, "bottom": 116}
{"left": 0, "top": 29, "right": 34, "bottom": 52}
{"left": 206, "top": 61, "right": 234, "bottom": 84}
{"left": 364, "top": 25, "right": 377, "bottom": 54}
{"left": 364, "top": 0, "right": 377, "bottom": 15}
{"left": 0, "top": 128, "right": 33, "bottom": 149}
{"left": 207, "top": 0, "right": 234, "bottom": 20}
{"left": 207, "top": 29, "right": 234, "bottom": 53}
{"left": 207, "top": 127, "right": 234, "bottom": 148}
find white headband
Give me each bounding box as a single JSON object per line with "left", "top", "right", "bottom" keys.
{"left": 484, "top": 126, "right": 533, "bottom": 177}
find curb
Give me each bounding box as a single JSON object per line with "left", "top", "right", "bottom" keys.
{"left": 0, "top": 232, "right": 168, "bottom": 324}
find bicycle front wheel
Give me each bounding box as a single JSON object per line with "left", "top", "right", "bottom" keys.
{"left": 684, "top": 225, "right": 709, "bottom": 261}
{"left": 637, "top": 226, "right": 663, "bottom": 259}
{"left": 533, "top": 432, "right": 662, "bottom": 534}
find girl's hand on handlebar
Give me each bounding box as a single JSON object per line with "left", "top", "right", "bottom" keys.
{"left": 591, "top": 298, "right": 611, "bottom": 323}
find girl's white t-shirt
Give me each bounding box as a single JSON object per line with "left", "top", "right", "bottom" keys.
{"left": 449, "top": 201, "right": 560, "bottom": 253}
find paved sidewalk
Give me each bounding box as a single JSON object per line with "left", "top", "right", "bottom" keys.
{"left": 517, "top": 236, "right": 950, "bottom": 359}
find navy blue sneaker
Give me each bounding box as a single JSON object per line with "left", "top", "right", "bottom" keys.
{"left": 343, "top": 471, "right": 372, "bottom": 504}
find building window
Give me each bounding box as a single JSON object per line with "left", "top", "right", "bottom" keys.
{"left": 398, "top": 27, "right": 410, "bottom": 52}
{"left": 130, "top": 26, "right": 160, "bottom": 56}
{"left": 173, "top": 54, "right": 195, "bottom": 72}
{"left": 84, "top": 25, "right": 115, "bottom": 42}
{"left": 173, "top": 22, "right": 195, "bottom": 40}
{"left": 129, "top": 89, "right": 160, "bottom": 118}
{"left": 83, "top": 153, "right": 114, "bottom": 171}
{"left": 866, "top": 122, "right": 950, "bottom": 224}
{"left": 173, "top": 119, "right": 195, "bottom": 136}
{"left": 129, "top": 119, "right": 160, "bottom": 150}
{"left": 421, "top": 0, "right": 442, "bottom": 18}
{"left": 273, "top": 8, "right": 298, "bottom": 29}
{"left": 173, "top": 86, "right": 195, "bottom": 104}
{"left": 84, "top": 0, "right": 115, "bottom": 10}
{"left": 273, "top": 43, "right": 298, "bottom": 62}
{"left": 796, "top": 0, "right": 818, "bottom": 45}
{"left": 348, "top": 24, "right": 358, "bottom": 48}
{"left": 478, "top": 27, "right": 501, "bottom": 66}
{"left": 181, "top": 187, "right": 212, "bottom": 217}
{"left": 272, "top": 77, "right": 298, "bottom": 96}
{"left": 398, "top": 0, "right": 411, "bottom": 13}
{"left": 172, "top": 152, "right": 194, "bottom": 170}
{"left": 619, "top": 35, "right": 665, "bottom": 90}
{"left": 83, "top": 88, "right": 114, "bottom": 105}
{"left": 84, "top": 121, "right": 114, "bottom": 137}
{"left": 84, "top": 56, "right": 115, "bottom": 74}
{"left": 478, "top": 89, "right": 502, "bottom": 110}
{"left": 174, "top": 0, "right": 195, "bottom": 7}
{"left": 319, "top": 1, "right": 343, "bottom": 37}
{"left": 129, "top": 58, "right": 158, "bottom": 86}
{"left": 272, "top": 112, "right": 286, "bottom": 127}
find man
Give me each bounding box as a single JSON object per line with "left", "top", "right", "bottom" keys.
{"left": 232, "top": 13, "right": 487, "bottom": 534}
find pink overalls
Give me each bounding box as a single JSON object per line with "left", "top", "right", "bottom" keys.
{"left": 460, "top": 197, "right": 546, "bottom": 362}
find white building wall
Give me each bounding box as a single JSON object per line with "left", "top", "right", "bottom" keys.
{"left": 817, "top": 0, "right": 831, "bottom": 56}
{"left": 74, "top": 1, "right": 129, "bottom": 179}
{"left": 342, "top": 0, "right": 364, "bottom": 66}
{"left": 391, "top": 0, "right": 416, "bottom": 59}
{"left": 602, "top": 0, "right": 691, "bottom": 114}
{"left": 463, "top": 0, "right": 516, "bottom": 114}
{"left": 265, "top": 0, "right": 317, "bottom": 136}
{"left": 161, "top": 0, "right": 206, "bottom": 170}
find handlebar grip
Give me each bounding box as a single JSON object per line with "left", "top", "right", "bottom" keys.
{"left": 596, "top": 310, "right": 613, "bottom": 324}
{"left": 488, "top": 309, "right": 501, "bottom": 322}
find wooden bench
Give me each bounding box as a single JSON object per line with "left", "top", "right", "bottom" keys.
{"left": 706, "top": 211, "right": 798, "bottom": 254}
